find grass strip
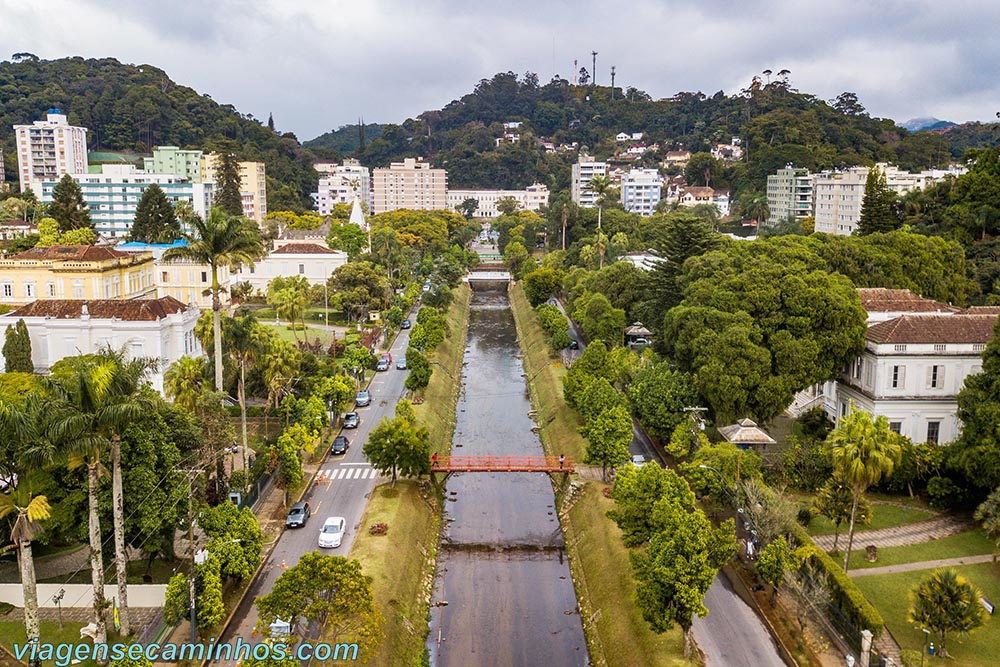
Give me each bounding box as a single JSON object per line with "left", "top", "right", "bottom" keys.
{"left": 510, "top": 282, "right": 694, "bottom": 667}
{"left": 846, "top": 528, "right": 994, "bottom": 570}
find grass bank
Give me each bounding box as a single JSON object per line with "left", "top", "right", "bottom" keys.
{"left": 330, "top": 285, "right": 469, "bottom": 665}
{"left": 854, "top": 561, "right": 1000, "bottom": 666}
{"left": 342, "top": 481, "right": 440, "bottom": 667}
{"left": 412, "top": 283, "right": 471, "bottom": 453}
{"left": 509, "top": 282, "right": 694, "bottom": 667}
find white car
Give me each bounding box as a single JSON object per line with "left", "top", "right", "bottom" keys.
{"left": 318, "top": 516, "right": 346, "bottom": 548}
{"left": 631, "top": 454, "right": 647, "bottom": 467}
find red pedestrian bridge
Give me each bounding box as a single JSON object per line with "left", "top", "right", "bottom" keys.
{"left": 429, "top": 455, "right": 573, "bottom": 487}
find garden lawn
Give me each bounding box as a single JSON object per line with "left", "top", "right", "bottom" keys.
{"left": 0, "top": 621, "right": 100, "bottom": 667}
{"left": 263, "top": 323, "right": 336, "bottom": 346}
{"left": 848, "top": 529, "right": 995, "bottom": 570}
{"left": 854, "top": 562, "right": 1000, "bottom": 667}
{"left": 806, "top": 501, "right": 936, "bottom": 536}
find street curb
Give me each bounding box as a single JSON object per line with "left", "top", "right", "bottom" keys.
{"left": 721, "top": 564, "right": 799, "bottom": 667}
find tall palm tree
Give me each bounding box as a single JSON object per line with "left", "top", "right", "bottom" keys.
{"left": 588, "top": 175, "right": 616, "bottom": 269}
{"left": 165, "top": 207, "right": 263, "bottom": 392}
{"left": 0, "top": 485, "right": 49, "bottom": 649}
{"left": 164, "top": 357, "right": 208, "bottom": 413}
{"left": 828, "top": 407, "right": 903, "bottom": 571}
{"left": 226, "top": 314, "right": 267, "bottom": 471}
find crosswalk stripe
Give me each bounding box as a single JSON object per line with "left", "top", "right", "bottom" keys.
{"left": 322, "top": 466, "right": 378, "bottom": 482}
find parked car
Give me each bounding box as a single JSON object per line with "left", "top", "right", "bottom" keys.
{"left": 355, "top": 390, "right": 371, "bottom": 407}
{"left": 396, "top": 357, "right": 407, "bottom": 370}
{"left": 568, "top": 339, "right": 580, "bottom": 350}
{"left": 400, "top": 319, "right": 412, "bottom": 329}
{"left": 630, "top": 337, "right": 650, "bottom": 347}
{"left": 380, "top": 352, "right": 392, "bottom": 364}
{"left": 342, "top": 412, "right": 359, "bottom": 429}
{"left": 330, "top": 435, "right": 349, "bottom": 456}
{"left": 318, "top": 516, "right": 346, "bottom": 548}
{"left": 630, "top": 454, "right": 646, "bottom": 467}
{"left": 376, "top": 358, "right": 390, "bottom": 372}
{"left": 285, "top": 501, "right": 311, "bottom": 528}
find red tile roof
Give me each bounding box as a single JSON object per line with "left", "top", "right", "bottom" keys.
{"left": 963, "top": 305, "right": 1000, "bottom": 315}
{"left": 857, "top": 288, "right": 960, "bottom": 314}
{"left": 866, "top": 314, "right": 998, "bottom": 345}
{"left": 10, "top": 245, "right": 132, "bottom": 261}
{"left": 271, "top": 243, "right": 339, "bottom": 255}
{"left": 7, "top": 297, "right": 190, "bottom": 321}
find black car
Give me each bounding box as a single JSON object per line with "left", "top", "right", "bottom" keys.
{"left": 331, "top": 435, "right": 349, "bottom": 456}
{"left": 285, "top": 501, "right": 311, "bottom": 528}
{"left": 569, "top": 339, "right": 580, "bottom": 350}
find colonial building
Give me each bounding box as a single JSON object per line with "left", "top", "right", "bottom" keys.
{"left": 116, "top": 240, "right": 230, "bottom": 310}
{"left": 233, "top": 241, "right": 347, "bottom": 293}
{"left": 0, "top": 245, "right": 155, "bottom": 305}
{"left": 446, "top": 184, "right": 549, "bottom": 218}
{"left": 14, "top": 109, "right": 89, "bottom": 194}
{"left": 678, "top": 187, "right": 730, "bottom": 216}
{"left": 371, "top": 158, "right": 448, "bottom": 214}
{"left": 0, "top": 296, "right": 200, "bottom": 393}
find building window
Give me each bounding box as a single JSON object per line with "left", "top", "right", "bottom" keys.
{"left": 926, "top": 421, "right": 940, "bottom": 444}
{"left": 894, "top": 344, "right": 907, "bottom": 352}
{"left": 47, "top": 282, "right": 55, "bottom": 298}
{"left": 73, "top": 282, "right": 84, "bottom": 299}
{"left": 201, "top": 272, "right": 208, "bottom": 283}
{"left": 853, "top": 357, "right": 862, "bottom": 379}
{"left": 891, "top": 365, "right": 905, "bottom": 389}
{"left": 23, "top": 282, "right": 34, "bottom": 299}
{"left": 2, "top": 283, "right": 11, "bottom": 298}
{"left": 162, "top": 271, "right": 169, "bottom": 283}
{"left": 298, "top": 264, "right": 306, "bottom": 275}
{"left": 928, "top": 365, "right": 944, "bottom": 389}
{"left": 934, "top": 344, "right": 947, "bottom": 352}
{"left": 889, "top": 422, "right": 902, "bottom": 434}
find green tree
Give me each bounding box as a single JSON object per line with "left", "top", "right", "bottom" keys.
{"left": 404, "top": 347, "right": 431, "bottom": 391}
{"left": 740, "top": 192, "right": 770, "bottom": 226}
{"left": 496, "top": 196, "right": 520, "bottom": 216}
{"left": 642, "top": 214, "right": 720, "bottom": 328}
{"left": 609, "top": 463, "right": 695, "bottom": 547}
{"left": 200, "top": 503, "right": 263, "bottom": 582}
{"left": 225, "top": 313, "right": 267, "bottom": 464}
{"left": 952, "top": 318, "right": 1000, "bottom": 492}
{"left": 581, "top": 404, "right": 632, "bottom": 482}
{"left": 756, "top": 538, "right": 796, "bottom": 604}
{"left": 577, "top": 377, "right": 625, "bottom": 423}
{"left": 628, "top": 364, "right": 698, "bottom": 441}
{"left": 47, "top": 174, "right": 92, "bottom": 231}
{"left": 272, "top": 429, "right": 304, "bottom": 491}
{"left": 573, "top": 292, "right": 626, "bottom": 345}
{"left": 165, "top": 207, "right": 263, "bottom": 391}
{"left": 812, "top": 472, "right": 870, "bottom": 553}
{"left": 326, "top": 221, "right": 369, "bottom": 260}
{"left": 684, "top": 153, "right": 721, "bottom": 187}
{"left": 522, "top": 267, "right": 565, "bottom": 306}
{"left": 856, "top": 166, "right": 899, "bottom": 235}
{"left": 162, "top": 572, "right": 190, "bottom": 626}
{"left": 563, "top": 341, "right": 610, "bottom": 409}
{"left": 0, "top": 478, "right": 50, "bottom": 649}
{"left": 129, "top": 183, "right": 181, "bottom": 243}
{"left": 164, "top": 357, "right": 207, "bottom": 413}
{"left": 908, "top": 568, "right": 988, "bottom": 659}
{"left": 665, "top": 421, "right": 709, "bottom": 460}
{"left": 457, "top": 197, "right": 479, "bottom": 219}
{"left": 3, "top": 319, "right": 33, "bottom": 373}
{"left": 828, "top": 408, "right": 904, "bottom": 571}
{"left": 214, "top": 150, "right": 245, "bottom": 217}
{"left": 503, "top": 240, "right": 531, "bottom": 277}
{"left": 269, "top": 286, "right": 309, "bottom": 343}
{"left": 363, "top": 404, "right": 431, "bottom": 483}
{"left": 973, "top": 487, "right": 1000, "bottom": 564}
{"left": 196, "top": 558, "right": 226, "bottom": 633}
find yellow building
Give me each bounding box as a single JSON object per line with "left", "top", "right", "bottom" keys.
{"left": 0, "top": 245, "right": 156, "bottom": 305}
{"left": 201, "top": 154, "right": 267, "bottom": 224}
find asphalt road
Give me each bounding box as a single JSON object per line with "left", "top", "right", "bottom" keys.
{"left": 215, "top": 321, "right": 415, "bottom": 664}
{"left": 554, "top": 297, "right": 787, "bottom": 667}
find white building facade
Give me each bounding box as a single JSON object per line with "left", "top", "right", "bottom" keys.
{"left": 371, "top": 158, "right": 448, "bottom": 214}
{"left": 446, "top": 184, "right": 549, "bottom": 218}
{"left": 33, "top": 165, "right": 214, "bottom": 238}
{"left": 766, "top": 167, "right": 814, "bottom": 224}
{"left": 233, "top": 241, "right": 347, "bottom": 293}
{"left": 0, "top": 296, "right": 201, "bottom": 394}
{"left": 620, "top": 169, "right": 662, "bottom": 216}
{"left": 14, "top": 110, "right": 89, "bottom": 194}
{"left": 311, "top": 159, "right": 372, "bottom": 215}
{"left": 571, "top": 155, "right": 608, "bottom": 208}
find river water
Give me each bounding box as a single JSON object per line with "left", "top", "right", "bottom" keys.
{"left": 426, "top": 287, "right": 589, "bottom": 666}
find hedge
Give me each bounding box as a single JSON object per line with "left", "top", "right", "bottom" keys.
{"left": 790, "top": 523, "right": 884, "bottom": 637}
{"left": 226, "top": 404, "right": 267, "bottom": 418}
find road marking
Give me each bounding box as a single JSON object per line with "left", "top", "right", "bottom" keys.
{"left": 341, "top": 462, "right": 369, "bottom": 466}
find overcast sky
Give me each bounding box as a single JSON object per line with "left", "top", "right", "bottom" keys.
{"left": 2, "top": 0, "right": 997, "bottom": 140}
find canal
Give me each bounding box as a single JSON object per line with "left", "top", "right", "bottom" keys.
{"left": 426, "top": 286, "right": 589, "bottom": 666}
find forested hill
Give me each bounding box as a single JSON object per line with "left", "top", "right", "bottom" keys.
{"left": 307, "top": 71, "right": 991, "bottom": 196}
{"left": 0, "top": 56, "right": 323, "bottom": 211}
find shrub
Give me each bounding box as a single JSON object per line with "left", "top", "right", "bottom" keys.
{"left": 796, "top": 506, "right": 814, "bottom": 527}
{"left": 927, "top": 475, "right": 965, "bottom": 509}
{"left": 781, "top": 435, "right": 834, "bottom": 491}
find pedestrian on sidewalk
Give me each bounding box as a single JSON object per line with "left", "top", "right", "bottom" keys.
{"left": 559, "top": 454, "right": 565, "bottom": 469}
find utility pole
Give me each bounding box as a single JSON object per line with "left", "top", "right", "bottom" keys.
{"left": 179, "top": 469, "right": 201, "bottom": 642}
{"left": 591, "top": 51, "right": 598, "bottom": 86}
{"left": 610, "top": 66, "right": 616, "bottom": 99}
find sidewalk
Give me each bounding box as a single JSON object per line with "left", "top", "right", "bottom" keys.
{"left": 849, "top": 553, "right": 995, "bottom": 578}
{"left": 811, "top": 513, "right": 972, "bottom": 551}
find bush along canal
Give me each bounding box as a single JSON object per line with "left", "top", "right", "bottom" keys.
{"left": 426, "top": 286, "right": 589, "bottom": 666}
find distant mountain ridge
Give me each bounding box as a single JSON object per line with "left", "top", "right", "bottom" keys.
{"left": 901, "top": 117, "right": 957, "bottom": 132}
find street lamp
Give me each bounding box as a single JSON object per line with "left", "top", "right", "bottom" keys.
{"left": 921, "top": 628, "right": 930, "bottom": 667}
{"left": 52, "top": 589, "right": 65, "bottom": 630}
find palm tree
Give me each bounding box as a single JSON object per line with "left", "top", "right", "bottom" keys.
{"left": 828, "top": 407, "right": 903, "bottom": 571}
{"left": 164, "top": 357, "right": 208, "bottom": 413}
{"left": 974, "top": 487, "right": 1000, "bottom": 564}
{"left": 588, "top": 175, "right": 616, "bottom": 269}
{"left": 740, "top": 193, "right": 770, "bottom": 228}
{"left": 268, "top": 286, "right": 309, "bottom": 344}
{"left": 0, "top": 484, "right": 49, "bottom": 649}
{"left": 165, "top": 207, "right": 263, "bottom": 392}
{"left": 226, "top": 314, "right": 267, "bottom": 471}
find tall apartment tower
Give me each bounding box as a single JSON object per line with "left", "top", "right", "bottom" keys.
{"left": 372, "top": 158, "right": 448, "bottom": 214}
{"left": 766, "top": 167, "right": 814, "bottom": 225}
{"left": 0, "top": 148, "right": 5, "bottom": 187}
{"left": 571, "top": 154, "right": 608, "bottom": 208}
{"left": 13, "top": 109, "right": 89, "bottom": 194}
{"left": 619, "top": 168, "right": 662, "bottom": 216}
{"left": 311, "top": 159, "right": 372, "bottom": 214}
{"left": 201, "top": 154, "right": 268, "bottom": 224}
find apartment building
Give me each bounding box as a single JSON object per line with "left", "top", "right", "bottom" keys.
{"left": 0, "top": 296, "right": 200, "bottom": 393}
{"left": 201, "top": 154, "right": 268, "bottom": 224}
{"left": 32, "top": 165, "right": 214, "bottom": 238}
{"left": 14, "top": 109, "right": 89, "bottom": 194}
{"left": 571, "top": 154, "right": 609, "bottom": 208}
{"left": 766, "top": 167, "right": 814, "bottom": 224}
{"left": 0, "top": 147, "right": 5, "bottom": 185}
{"left": 116, "top": 240, "right": 230, "bottom": 309}
{"left": 371, "top": 158, "right": 448, "bottom": 214}
{"left": 0, "top": 245, "right": 155, "bottom": 305}
{"left": 143, "top": 146, "right": 203, "bottom": 182}
{"left": 446, "top": 184, "right": 550, "bottom": 218}
{"left": 311, "top": 159, "right": 372, "bottom": 215}
{"left": 619, "top": 169, "right": 662, "bottom": 216}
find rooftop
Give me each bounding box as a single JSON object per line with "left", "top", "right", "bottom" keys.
{"left": 271, "top": 243, "right": 342, "bottom": 256}
{"left": 7, "top": 296, "right": 191, "bottom": 321}
{"left": 866, "top": 314, "right": 999, "bottom": 345}
{"left": 10, "top": 245, "right": 133, "bottom": 262}
{"left": 718, "top": 418, "right": 776, "bottom": 446}
{"left": 856, "top": 288, "right": 959, "bottom": 314}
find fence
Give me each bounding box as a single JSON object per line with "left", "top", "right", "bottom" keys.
{"left": 238, "top": 471, "right": 272, "bottom": 511}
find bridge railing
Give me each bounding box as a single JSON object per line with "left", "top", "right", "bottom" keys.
{"left": 431, "top": 455, "right": 573, "bottom": 472}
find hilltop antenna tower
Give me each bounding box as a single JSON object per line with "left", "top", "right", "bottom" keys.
{"left": 572, "top": 59, "right": 577, "bottom": 85}
{"left": 610, "top": 66, "right": 616, "bottom": 99}
{"left": 591, "top": 51, "right": 598, "bottom": 86}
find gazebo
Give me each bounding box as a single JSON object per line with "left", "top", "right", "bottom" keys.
{"left": 718, "top": 418, "right": 776, "bottom": 450}
{"left": 624, "top": 322, "right": 652, "bottom": 346}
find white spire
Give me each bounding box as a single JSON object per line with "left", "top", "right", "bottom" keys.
{"left": 349, "top": 197, "right": 367, "bottom": 230}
